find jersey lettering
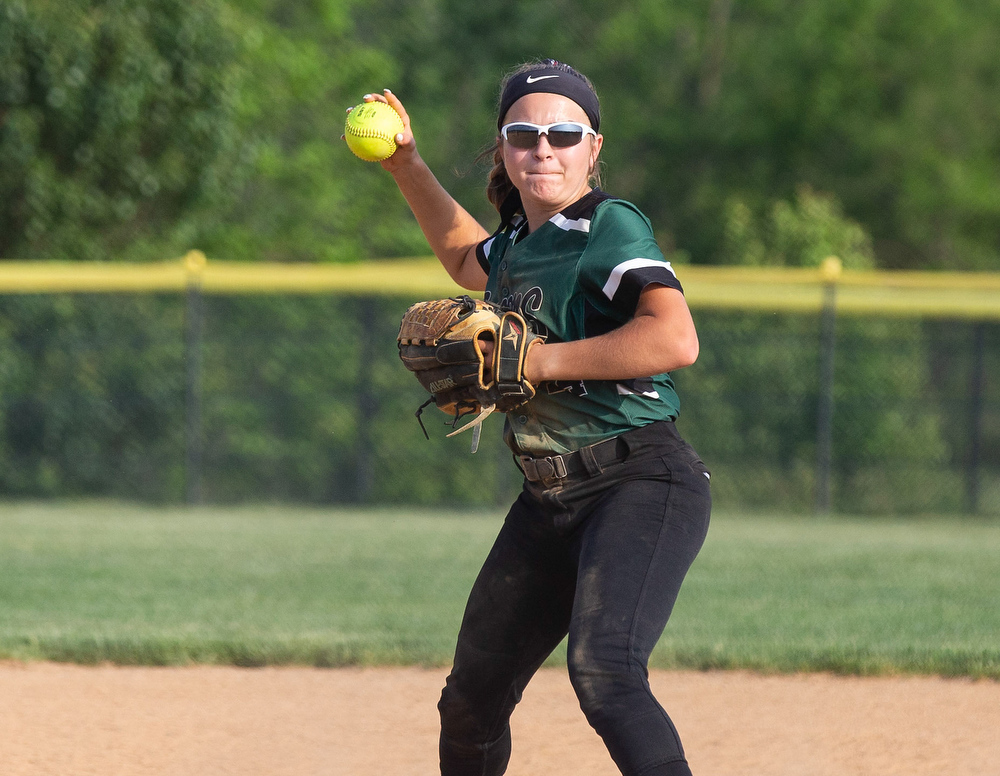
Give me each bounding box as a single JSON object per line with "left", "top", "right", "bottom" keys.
{"left": 498, "top": 285, "right": 543, "bottom": 317}
{"left": 546, "top": 380, "right": 588, "bottom": 397}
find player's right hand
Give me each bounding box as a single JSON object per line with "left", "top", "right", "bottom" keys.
{"left": 356, "top": 89, "right": 417, "bottom": 172}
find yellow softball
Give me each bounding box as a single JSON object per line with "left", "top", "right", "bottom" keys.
{"left": 344, "top": 101, "right": 405, "bottom": 162}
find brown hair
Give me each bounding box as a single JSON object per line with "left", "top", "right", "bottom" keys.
{"left": 482, "top": 60, "right": 604, "bottom": 216}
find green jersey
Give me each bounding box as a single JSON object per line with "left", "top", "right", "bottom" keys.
{"left": 477, "top": 189, "right": 685, "bottom": 456}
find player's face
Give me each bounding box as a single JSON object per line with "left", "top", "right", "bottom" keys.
{"left": 500, "top": 93, "right": 603, "bottom": 222}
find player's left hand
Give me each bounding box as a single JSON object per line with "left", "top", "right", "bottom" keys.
{"left": 397, "top": 296, "right": 541, "bottom": 449}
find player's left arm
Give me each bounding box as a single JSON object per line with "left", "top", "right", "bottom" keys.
{"left": 523, "top": 283, "right": 698, "bottom": 383}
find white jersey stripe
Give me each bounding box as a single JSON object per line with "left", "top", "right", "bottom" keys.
{"left": 617, "top": 383, "right": 661, "bottom": 399}
{"left": 602, "top": 258, "right": 675, "bottom": 301}
{"left": 550, "top": 213, "right": 592, "bottom": 233}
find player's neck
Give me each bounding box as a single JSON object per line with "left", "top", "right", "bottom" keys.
{"left": 521, "top": 187, "right": 593, "bottom": 233}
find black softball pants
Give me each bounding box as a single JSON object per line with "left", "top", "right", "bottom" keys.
{"left": 438, "top": 421, "right": 711, "bottom": 776}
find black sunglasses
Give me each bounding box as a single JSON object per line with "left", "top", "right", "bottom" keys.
{"left": 500, "top": 121, "right": 597, "bottom": 149}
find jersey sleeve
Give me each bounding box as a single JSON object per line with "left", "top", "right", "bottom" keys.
{"left": 476, "top": 217, "right": 519, "bottom": 275}
{"left": 475, "top": 233, "right": 496, "bottom": 274}
{"left": 579, "top": 200, "right": 683, "bottom": 317}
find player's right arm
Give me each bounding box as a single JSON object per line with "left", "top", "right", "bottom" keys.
{"left": 362, "top": 90, "right": 489, "bottom": 292}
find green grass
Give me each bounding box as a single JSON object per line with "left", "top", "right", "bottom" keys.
{"left": 658, "top": 514, "right": 1000, "bottom": 677}
{"left": 1, "top": 502, "right": 998, "bottom": 677}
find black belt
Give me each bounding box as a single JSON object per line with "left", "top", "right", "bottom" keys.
{"left": 517, "top": 434, "right": 628, "bottom": 483}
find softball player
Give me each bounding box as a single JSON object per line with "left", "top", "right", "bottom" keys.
{"left": 367, "top": 59, "right": 711, "bottom": 776}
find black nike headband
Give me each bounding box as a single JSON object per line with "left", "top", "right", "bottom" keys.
{"left": 497, "top": 63, "right": 601, "bottom": 132}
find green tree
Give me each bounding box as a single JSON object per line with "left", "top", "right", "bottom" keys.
{"left": 721, "top": 186, "right": 875, "bottom": 269}
{"left": 333, "top": 0, "right": 1000, "bottom": 270}
{"left": 0, "top": 0, "right": 244, "bottom": 261}
{"left": 589, "top": 0, "right": 1000, "bottom": 270}
{"left": 199, "top": 0, "right": 428, "bottom": 263}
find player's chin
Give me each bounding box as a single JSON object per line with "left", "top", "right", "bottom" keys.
{"left": 521, "top": 176, "right": 568, "bottom": 205}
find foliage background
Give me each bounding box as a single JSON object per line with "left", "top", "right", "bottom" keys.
{"left": 1, "top": 0, "right": 998, "bottom": 510}
{"left": 5, "top": 0, "right": 1000, "bottom": 270}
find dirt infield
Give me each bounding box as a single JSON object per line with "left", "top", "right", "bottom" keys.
{"left": 2, "top": 663, "right": 998, "bottom": 775}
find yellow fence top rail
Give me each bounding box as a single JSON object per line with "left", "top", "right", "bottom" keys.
{"left": 0, "top": 254, "right": 457, "bottom": 297}
{"left": 1, "top": 253, "right": 998, "bottom": 320}
{"left": 678, "top": 264, "right": 1000, "bottom": 319}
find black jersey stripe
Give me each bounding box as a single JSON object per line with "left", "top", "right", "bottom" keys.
{"left": 476, "top": 236, "right": 495, "bottom": 273}
{"left": 602, "top": 260, "right": 683, "bottom": 311}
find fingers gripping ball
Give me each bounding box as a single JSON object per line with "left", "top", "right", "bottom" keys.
{"left": 397, "top": 296, "right": 542, "bottom": 451}
{"left": 345, "top": 101, "right": 405, "bottom": 162}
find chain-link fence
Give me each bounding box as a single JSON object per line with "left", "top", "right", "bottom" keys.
{"left": 675, "top": 312, "right": 998, "bottom": 514}
{"left": 0, "top": 264, "right": 996, "bottom": 515}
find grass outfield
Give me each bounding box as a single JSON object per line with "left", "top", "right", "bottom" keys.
{"left": 0, "top": 501, "right": 997, "bottom": 677}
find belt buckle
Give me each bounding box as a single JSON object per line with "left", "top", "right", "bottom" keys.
{"left": 535, "top": 455, "right": 568, "bottom": 482}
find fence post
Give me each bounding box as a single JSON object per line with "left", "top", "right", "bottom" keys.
{"left": 184, "top": 251, "right": 206, "bottom": 505}
{"left": 967, "top": 322, "right": 986, "bottom": 514}
{"left": 354, "top": 296, "right": 378, "bottom": 502}
{"left": 815, "top": 256, "right": 841, "bottom": 514}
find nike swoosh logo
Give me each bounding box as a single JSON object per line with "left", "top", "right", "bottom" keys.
{"left": 525, "top": 75, "right": 559, "bottom": 83}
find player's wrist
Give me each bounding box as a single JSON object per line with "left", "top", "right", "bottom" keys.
{"left": 382, "top": 139, "right": 421, "bottom": 175}
{"left": 523, "top": 341, "right": 547, "bottom": 384}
